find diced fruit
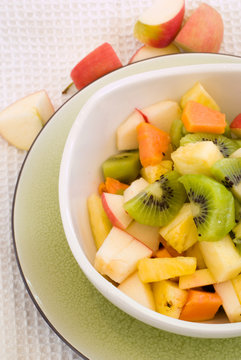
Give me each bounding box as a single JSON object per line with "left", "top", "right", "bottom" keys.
{"left": 211, "top": 158, "right": 241, "bottom": 202}
{"left": 70, "top": 43, "right": 122, "bottom": 90}
{"left": 232, "top": 274, "right": 241, "bottom": 304}
{"left": 230, "top": 221, "right": 241, "bottom": 254}
{"left": 116, "top": 109, "right": 145, "bottom": 150}
{"left": 95, "top": 226, "right": 152, "bottom": 283}
{"left": 137, "top": 257, "right": 196, "bottom": 283}
{"left": 179, "top": 289, "right": 222, "bottom": 322}
{"left": 100, "top": 177, "right": 129, "bottom": 195}
{"left": 102, "top": 150, "right": 141, "bottom": 184}
{"left": 87, "top": 193, "right": 112, "bottom": 249}
{"left": 134, "top": 0, "right": 185, "bottom": 48}
{"left": 155, "top": 247, "right": 172, "bottom": 258}
{"left": 231, "top": 148, "right": 241, "bottom": 158}
{"left": 179, "top": 268, "right": 216, "bottom": 290}
{"left": 129, "top": 44, "right": 179, "bottom": 63}
{"left": 180, "top": 82, "right": 220, "bottom": 111}
{"left": 140, "top": 160, "right": 173, "bottom": 183}
{"left": 181, "top": 101, "right": 226, "bottom": 134}
{"left": 234, "top": 199, "right": 241, "bottom": 223}
{"left": 0, "top": 90, "right": 54, "bottom": 150}
{"left": 185, "top": 242, "right": 206, "bottom": 269}
{"left": 159, "top": 236, "right": 182, "bottom": 257}
{"left": 124, "top": 171, "right": 186, "bottom": 227}
{"left": 137, "top": 122, "right": 170, "bottom": 167}
{"left": 175, "top": 3, "right": 224, "bottom": 53}
{"left": 101, "top": 193, "right": 132, "bottom": 230}
{"left": 126, "top": 221, "right": 160, "bottom": 251}
{"left": 199, "top": 236, "right": 241, "bottom": 282}
{"left": 230, "top": 113, "right": 241, "bottom": 138}
{"left": 153, "top": 280, "right": 188, "bottom": 318}
{"left": 118, "top": 272, "right": 156, "bottom": 310}
{"left": 123, "top": 177, "right": 148, "bottom": 203}
{"left": 159, "top": 203, "right": 198, "bottom": 253}
{"left": 214, "top": 281, "right": 241, "bottom": 323}
{"left": 179, "top": 174, "right": 235, "bottom": 241}
{"left": 171, "top": 141, "right": 223, "bottom": 176}
{"left": 170, "top": 118, "right": 188, "bottom": 149}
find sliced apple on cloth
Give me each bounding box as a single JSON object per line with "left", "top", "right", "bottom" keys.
{"left": 0, "top": 90, "right": 54, "bottom": 150}
{"left": 134, "top": 0, "right": 185, "bottom": 48}
{"left": 129, "top": 44, "right": 179, "bottom": 63}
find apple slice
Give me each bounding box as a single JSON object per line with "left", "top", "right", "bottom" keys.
{"left": 134, "top": 0, "right": 185, "bottom": 48}
{"left": 70, "top": 43, "right": 122, "bottom": 90}
{"left": 129, "top": 44, "right": 179, "bottom": 63}
{"left": 175, "top": 3, "right": 224, "bottom": 53}
{"left": 214, "top": 281, "right": 241, "bottom": 323}
{"left": 123, "top": 177, "right": 148, "bottom": 203}
{"left": 230, "top": 113, "right": 241, "bottom": 138}
{"left": 0, "top": 90, "right": 54, "bottom": 150}
{"left": 116, "top": 109, "right": 145, "bottom": 150}
{"left": 126, "top": 221, "right": 160, "bottom": 251}
{"left": 101, "top": 192, "right": 132, "bottom": 230}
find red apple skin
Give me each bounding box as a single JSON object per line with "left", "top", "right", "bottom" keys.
{"left": 128, "top": 44, "right": 179, "bottom": 64}
{"left": 230, "top": 113, "right": 241, "bottom": 138}
{"left": 71, "top": 43, "right": 122, "bottom": 90}
{"left": 175, "top": 3, "right": 224, "bottom": 53}
{"left": 135, "top": 108, "right": 149, "bottom": 123}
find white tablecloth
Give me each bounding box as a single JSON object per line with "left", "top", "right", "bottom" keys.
{"left": 1, "top": 0, "right": 241, "bottom": 359}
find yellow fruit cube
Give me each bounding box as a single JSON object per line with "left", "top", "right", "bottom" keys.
{"left": 137, "top": 257, "right": 196, "bottom": 283}
{"left": 180, "top": 82, "right": 220, "bottom": 111}
{"left": 232, "top": 274, "right": 241, "bottom": 304}
{"left": 159, "top": 203, "right": 198, "bottom": 253}
{"left": 185, "top": 242, "right": 206, "bottom": 269}
{"left": 179, "top": 268, "right": 216, "bottom": 289}
{"left": 153, "top": 280, "right": 188, "bottom": 318}
{"left": 214, "top": 281, "right": 241, "bottom": 323}
{"left": 140, "top": 160, "right": 173, "bottom": 183}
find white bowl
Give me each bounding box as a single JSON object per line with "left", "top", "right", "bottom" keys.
{"left": 59, "top": 63, "right": 241, "bottom": 338}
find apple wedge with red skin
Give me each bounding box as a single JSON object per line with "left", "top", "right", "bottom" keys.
{"left": 70, "top": 42, "right": 122, "bottom": 91}
{"left": 129, "top": 44, "right": 179, "bottom": 64}
{"left": 134, "top": 0, "right": 185, "bottom": 48}
{"left": 230, "top": 113, "right": 241, "bottom": 138}
{"left": 101, "top": 192, "right": 133, "bottom": 230}
{"left": 175, "top": 3, "right": 224, "bottom": 53}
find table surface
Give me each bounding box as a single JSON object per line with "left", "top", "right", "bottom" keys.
{"left": 1, "top": 0, "right": 241, "bottom": 359}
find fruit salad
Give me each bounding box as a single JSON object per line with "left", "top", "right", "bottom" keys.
{"left": 87, "top": 81, "right": 241, "bottom": 323}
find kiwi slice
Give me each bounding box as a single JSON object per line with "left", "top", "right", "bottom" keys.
{"left": 235, "top": 139, "right": 241, "bottom": 148}
{"left": 102, "top": 150, "right": 141, "bottom": 184}
{"left": 179, "top": 174, "right": 235, "bottom": 241}
{"left": 235, "top": 198, "right": 241, "bottom": 223}
{"left": 170, "top": 119, "right": 188, "bottom": 149}
{"left": 211, "top": 158, "right": 241, "bottom": 202}
{"left": 123, "top": 170, "right": 186, "bottom": 227}
{"left": 230, "top": 222, "right": 241, "bottom": 254}
{"left": 180, "top": 133, "right": 239, "bottom": 157}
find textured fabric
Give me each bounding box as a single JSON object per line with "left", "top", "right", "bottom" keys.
{"left": 1, "top": 0, "right": 241, "bottom": 359}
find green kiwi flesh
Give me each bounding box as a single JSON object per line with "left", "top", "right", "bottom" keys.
{"left": 102, "top": 150, "right": 141, "bottom": 184}
{"left": 211, "top": 158, "right": 241, "bottom": 202}
{"left": 170, "top": 119, "right": 188, "bottom": 149}
{"left": 179, "top": 174, "right": 235, "bottom": 241}
{"left": 230, "top": 222, "right": 241, "bottom": 254}
{"left": 123, "top": 170, "right": 186, "bottom": 227}
{"left": 234, "top": 198, "right": 241, "bottom": 223}
{"left": 180, "top": 133, "right": 239, "bottom": 157}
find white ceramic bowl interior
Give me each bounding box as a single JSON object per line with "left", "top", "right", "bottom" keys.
{"left": 59, "top": 63, "right": 241, "bottom": 338}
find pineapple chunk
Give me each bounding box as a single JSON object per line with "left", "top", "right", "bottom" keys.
{"left": 118, "top": 272, "right": 155, "bottom": 310}
{"left": 180, "top": 82, "right": 220, "bottom": 111}
{"left": 185, "top": 242, "right": 206, "bottom": 269}
{"left": 137, "top": 257, "right": 196, "bottom": 283}
{"left": 232, "top": 274, "right": 241, "bottom": 304}
{"left": 159, "top": 203, "right": 198, "bottom": 253}
{"left": 87, "top": 193, "right": 112, "bottom": 249}
{"left": 153, "top": 280, "right": 188, "bottom": 318}
{"left": 214, "top": 281, "right": 241, "bottom": 322}
{"left": 140, "top": 160, "right": 173, "bottom": 183}
{"left": 171, "top": 141, "right": 223, "bottom": 176}
{"left": 199, "top": 235, "right": 241, "bottom": 282}
{"left": 179, "top": 268, "right": 216, "bottom": 289}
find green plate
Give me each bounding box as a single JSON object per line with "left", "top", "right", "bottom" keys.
{"left": 13, "top": 53, "right": 241, "bottom": 360}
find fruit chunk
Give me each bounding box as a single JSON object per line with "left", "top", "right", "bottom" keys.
{"left": 137, "top": 122, "right": 170, "bottom": 167}
{"left": 137, "top": 257, "right": 196, "bottom": 283}
{"left": 232, "top": 274, "right": 241, "bottom": 304}
{"left": 175, "top": 3, "right": 224, "bottom": 53}
{"left": 179, "top": 289, "right": 222, "bottom": 322}
{"left": 118, "top": 272, "right": 156, "bottom": 310}
{"left": 124, "top": 171, "right": 186, "bottom": 227}
{"left": 230, "top": 113, "right": 241, "bottom": 138}
{"left": 170, "top": 118, "right": 188, "bottom": 149}
{"left": 199, "top": 236, "right": 241, "bottom": 282}
{"left": 231, "top": 148, "right": 241, "bottom": 158}
{"left": 214, "top": 281, "right": 241, "bottom": 323}
{"left": 99, "top": 177, "right": 129, "bottom": 195}
{"left": 134, "top": 0, "right": 185, "bottom": 48}
{"left": 102, "top": 150, "right": 141, "bottom": 184}
{"left": 87, "top": 193, "right": 112, "bottom": 249}
{"left": 179, "top": 269, "right": 216, "bottom": 290}
{"left": 116, "top": 109, "right": 145, "bottom": 150}
{"left": 0, "top": 90, "right": 54, "bottom": 150}
{"left": 179, "top": 174, "right": 235, "bottom": 241}
{"left": 101, "top": 193, "right": 132, "bottom": 230}
{"left": 185, "top": 242, "right": 206, "bottom": 269}
{"left": 171, "top": 141, "right": 223, "bottom": 176}
{"left": 153, "top": 280, "right": 188, "bottom": 318}
{"left": 123, "top": 177, "right": 148, "bottom": 203}
{"left": 159, "top": 203, "right": 198, "bottom": 253}
{"left": 70, "top": 43, "right": 122, "bottom": 90}
{"left": 129, "top": 44, "right": 179, "bottom": 63}
{"left": 181, "top": 101, "right": 226, "bottom": 134}
{"left": 126, "top": 221, "right": 160, "bottom": 252}
{"left": 211, "top": 158, "right": 241, "bottom": 202}
{"left": 155, "top": 248, "right": 172, "bottom": 258}
{"left": 180, "top": 82, "right": 220, "bottom": 111}
{"left": 95, "top": 226, "right": 152, "bottom": 283}
{"left": 140, "top": 160, "right": 173, "bottom": 183}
